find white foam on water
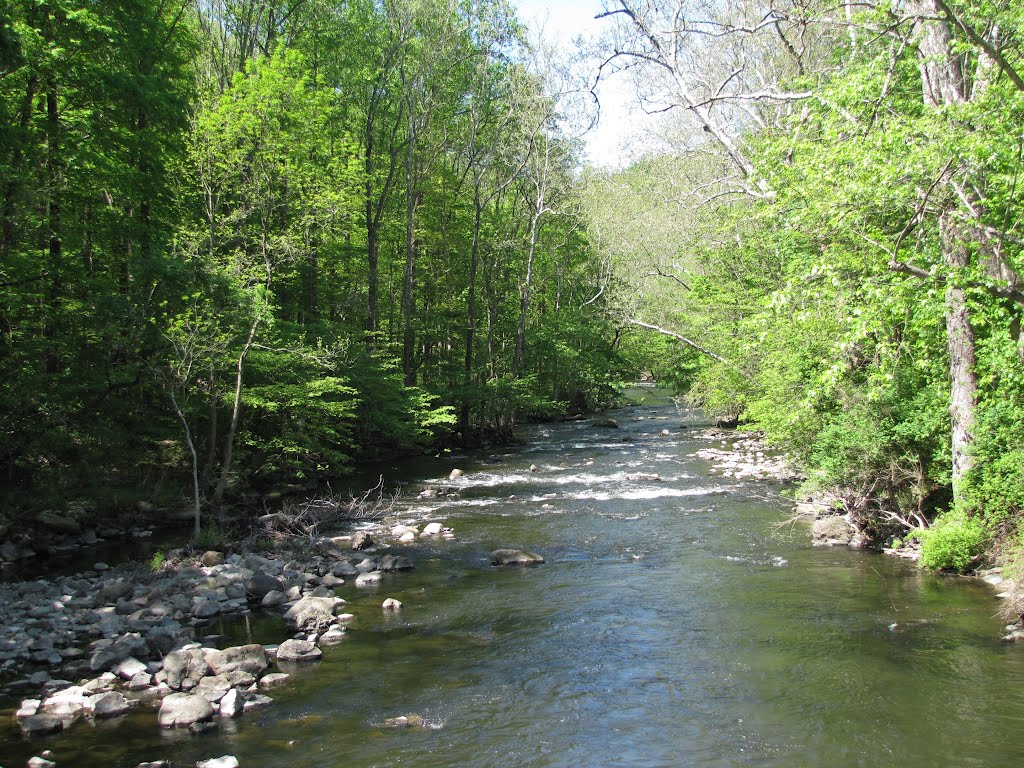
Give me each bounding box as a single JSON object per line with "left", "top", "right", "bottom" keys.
{"left": 567, "top": 486, "right": 728, "bottom": 501}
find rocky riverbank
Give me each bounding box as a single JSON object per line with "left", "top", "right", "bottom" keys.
{"left": 692, "top": 429, "right": 802, "bottom": 483}
{"left": 1, "top": 516, "right": 456, "bottom": 767}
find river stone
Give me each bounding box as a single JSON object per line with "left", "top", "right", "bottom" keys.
{"left": 219, "top": 688, "right": 245, "bottom": 719}
{"left": 355, "top": 571, "right": 383, "bottom": 587}
{"left": 449, "top": 469, "right": 464, "bottom": 480}
{"left": 258, "top": 672, "right": 290, "bottom": 688}
{"left": 200, "top": 550, "right": 225, "bottom": 567}
{"left": 158, "top": 692, "right": 215, "bottom": 728}
{"left": 37, "top": 509, "right": 81, "bottom": 534}
{"left": 812, "top": 515, "right": 855, "bottom": 546}
{"left": 162, "top": 648, "right": 210, "bottom": 691}
{"left": 320, "top": 573, "right": 345, "bottom": 587}
{"left": 380, "top": 555, "right": 414, "bottom": 572}
{"left": 20, "top": 714, "right": 65, "bottom": 736}
{"left": 27, "top": 756, "right": 57, "bottom": 768}
{"left": 115, "top": 656, "right": 148, "bottom": 680}
{"left": 204, "top": 644, "right": 269, "bottom": 677}
{"left": 244, "top": 572, "right": 284, "bottom": 601}
{"left": 490, "top": 549, "right": 545, "bottom": 566}
{"left": 40, "top": 685, "right": 91, "bottom": 717}
{"left": 355, "top": 557, "right": 378, "bottom": 573}
{"left": 351, "top": 531, "right": 375, "bottom": 550}
{"left": 332, "top": 561, "right": 359, "bottom": 578}
{"left": 89, "top": 691, "right": 129, "bottom": 718}
{"left": 194, "top": 675, "right": 231, "bottom": 703}
{"left": 99, "top": 579, "right": 134, "bottom": 603}
{"left": 283, "top": 596, "right": 339, "bottom": 632}
{"left": 276, "top": 639, "right": 322, "bottom": 662}
{"left": 382, "top": 598, "right": 402, "bottom": 611}
{"left": 261, "top": 589, "right": 287, "bottom": 607}
{"left": 198, "top": 756, "right": 239, "bottom": 768}
{"left": 422, "top": 522, "right": 444, "bottom": 536}
{"left": 591, "top": 419, "right": 619, "bottom": 428}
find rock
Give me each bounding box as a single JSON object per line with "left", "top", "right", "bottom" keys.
{"left": 20, "top": 714, "right": 65, "bottom": 736}
{"left": 189, "top": 720, "right": 219, "bottom": 735}
{"left": 89, "top": 691, "right": 130, "bottom": 718}
{"left": 137, "top": 762, "right": 170, "bottom": 767}
{"left": 258, "top": 672, "right": 290, "bottom": 689}
{"left": 319, "top": 574, "right": 345, "bottom": 588}
{"left": 0, "top": 540, "right": 19, "bottom": 561}
{"left": 218, "top": 688, "right": 245, "bottom": 718}
{"left": 17, "top": 699, "right": 41, "bottom": 720}
{"left": 100, "top": 579, "right": 134, "bottom": 603}
{"left": 162, "top": 648, "right": 211, "bottom": 691}
{"left": 247, "top": 590, "right": 279, "bottom": 610}
{"left": 529, "top": 464, "right": 539, "bottom": 472}
{"left": 812, "top": 515, "right": 855, "bottom": 547}
{"left": 380, "top": 555, "right": 414, "bottom": 572}
{"left": 242, "top": 693, "right": 273, "bottom": 711}
{"left": 355, "top": 571, "right": 383, "bottom": 587}
{"left": 200, "top": 550, "right": 225, "bottom": 567}
{"left": 332, "top": 561, "right": 359, "bottom": 578}
{"left": 40, "top": 685, "right": 91, "bottom": 717}
{"left": 27, "top": 756, "right": 57, "bottom": 768}
{"left": 490, "top": 549, "right": 545, "bottom": 566}
{"left": 37, "top": 509, "right": 82, "bottom": 533}
{"left": 449, "top": 468, "right": 464, "bottom": 480}
{"left": 244, "top": 573, "right": 285, "bottom": 601}
{"left": 115, "top": 656, "right": 148, "bottom": 680}
{"left": 275, "top": 639, "right": 322, "bottom": 662}
{"left": 129, "top": 671, "right": 153, "bottom": 691}
{"left": 282, "top": 596, "right": 339, "bottom": 632}
{"left": 355, "top": 557, "right": 378, "bottom": 572}
{"left": 319, "top": 626, "right": 347, "bottom": 645}
{"left": 422, "top": 522, "right": 444, "bottom": 536}
{"left": 197, "top": 756, "right": 239, "bottom": 768}
{"left": 398, "top": 531, "right": 416, "bottom": 543}
{"left": 591, "top": 419, "right": 619, "bottom": 428}
{"left": 194, "top": 675, "right": 232, "bottom": 703}
{"left": 204, "top": 644, "right": 269, "bottom": 678}
{"left": 660, "top": 429, "right": 671, "bottom": 436}
{"left": 351, "top": 531, "right": 375, "bottom": 551}
{"left": 158, "top": 692, "right": 215, "bottom": 728}
{"left": 382, "top": 598, "right": 402, "bottom": 611}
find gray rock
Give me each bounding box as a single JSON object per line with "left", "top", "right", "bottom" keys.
{"left": 115, "top": 656, "right": 148, "bottom": 680}
{"left": 204, "top": 644, "right": 269, "bottom": 678}
{"left": 490, "top": 549, "right": 545, "bottom": 566}
{"left": 244, "top": 573, "right": 284, "bottom": 601}
{"left": 193, "top": 599, "right": 222, "bottom": 619}
{"left": 0, "top": 540, "right": 18, "bottom": 561}
{"left": 261, "top": 590, "right": 287, "bottom": 607}
{"left": 27, "top": 756, "right": 57, "bottom": 768}
{"left": 282, "top": 596, "right": 338, "bottom": 632}
{"left": 382, "top": 598, "right": 402, "bottom": 611}
{"left": 351, "top": 531, "right": 375, "bottom": 551}
{"left": 37, "top": 509, "right": 81, "bottom": 534}
{"left": 197, "top": 756, "right": 239, "bottom": 768}
{"left": 355, "top": 571, "right": 382, "bottom": 587}
{"left": 99, "top": 579, "right": 134, "bottom": 603}
{"left": 355, "top": 558, "right": 378, "bottom": 573}
{"left": 194, "top": 675, "right": 232, "bottom": 703}
{"left": 219, "top": 688, "right": 245, "bottom": 718}
{"left": 332, "top": 561, "right": 359, "bottom": 578}
{"left": 189, "top": 720, "right": 219, "bottom": 735}
{"left": 128, "top": 671, "right": 153, "bottom": 691}
{"left": 812, "top": 515, "right": 855, "bottom": 547}
{"left": 242, "top": 693, "right": 273, "bottom": 710}
{"left": 449, "top": 469, "right": 464, "bottom": 480}
{"left": 162, "top": 648, "right": 210, "bottom": 691}
{"left": 89, "top": 691, "right": 130, "bottom": 718}
{"left": 157, "top": 692, "right": 215, "bottom": 728}
{"left": 591, "top": 419, "right": 619, "bottom": 428}
{"left": 20, "top": 714, "right": 65, "bottom": 736}
{"left": 319, "top": 574, "right": 345, "bottom": 587}
{"left": 380, "top": 555, "right": 414, "bottom": 572}
{"left": 258, "top": 672, "right": 289, "bottom": 689}
{"left": 276, "top": 639, "right": 322, "bottom": 662}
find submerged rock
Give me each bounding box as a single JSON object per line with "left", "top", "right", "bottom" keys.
{"left": 490, "top": 549, "right": 545, "bottom": 567}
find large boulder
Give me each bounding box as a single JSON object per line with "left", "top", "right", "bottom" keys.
{"left": 218, "top": 688, "right": 245, "bottom": 719}
{"left": 380, "top": 555, "right": 414, "bottom": 572}
{"left": 244, "top": 572, "right": 284, "bottom": 601}
{"left": 490, "top": 549, "right": 545, "bottom": 567}
{"left": 204, "top": 644, "right": 269, "bottom": 678}
{"left": 812, "top": 515, "right": 856, "bottom": 547}
{"left": 282, "top": 596, "right": 339, "bottom": 632}
{"left": 19, "top": 714, "right": 65, "bottom": 736}
{"left": 157, "top": 693, "right": 215, "bottom": 729}
{"left": 275, "top": 639, "right": 322, "bottom": 662}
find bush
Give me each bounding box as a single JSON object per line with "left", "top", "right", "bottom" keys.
{"left": 917, "top": 510, "right": 987, "bottom": 573}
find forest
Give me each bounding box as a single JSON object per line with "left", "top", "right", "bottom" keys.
{"left": 3, "top": 0, "right": 1024, "bottom": 580}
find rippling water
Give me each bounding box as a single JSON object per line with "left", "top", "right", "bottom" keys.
{"left": 4, "top": 401, "right": 1024, "bottom": 767}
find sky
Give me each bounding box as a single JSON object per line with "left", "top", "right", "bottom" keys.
{"left": 510, "top": 0, "right": 657, "bottom": 168}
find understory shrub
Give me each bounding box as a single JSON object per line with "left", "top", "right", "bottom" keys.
{"left": 917, "top": 510, "right": 987, "bottom": 573}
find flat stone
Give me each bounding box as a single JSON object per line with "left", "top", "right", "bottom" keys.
{"left": 218, "top": 688, "right": 244, "bottom": 718}
{"left": 422, "top": 522, "right": 444, "bottom": 536}
{"left": 258, "top": 672, "right": 290, "bottom": 688}
{"left": 355, "top": 571, "right": 383, "bottom": 587}
{"left": 276, "top": 639, "right": 322, "bottom": 662}
{"left": 89, "top": 691, "right": 130, "bottom": 718}
{"left": 115, "top": 656, "right": 148, "bottom": 680}
{"left": 490, "top": 549, "right": 545, "bottom": 566}
{"left": 157, "top": 692, "right": 215, "bottom": 728}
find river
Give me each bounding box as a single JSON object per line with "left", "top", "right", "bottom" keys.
{"left": 4, "top": 397, "right": 1024, "bottom": 767}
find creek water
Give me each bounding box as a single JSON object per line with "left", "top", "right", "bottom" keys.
{"left": 4, "top": 396, "right": 1024, "bottom": 767}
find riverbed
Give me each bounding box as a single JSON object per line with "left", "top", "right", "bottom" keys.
{"left": 4, "top": 400, "right": 1024, "bottom": 767}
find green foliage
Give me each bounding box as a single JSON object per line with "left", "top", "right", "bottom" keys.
{"left": 149, "top": 550, "right": 167, "bottom": 572}
{"left": 916, "top": 511, "right": 988, "bottom": 573}
{"left": 192, "top": 523, "right": 226, "bottom": 551}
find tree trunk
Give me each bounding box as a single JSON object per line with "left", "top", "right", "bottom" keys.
{"left": 460, "top": 187, "right": 482, "bottom": 435}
